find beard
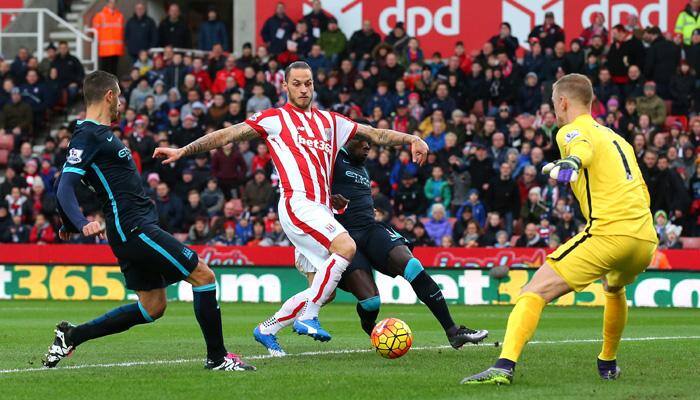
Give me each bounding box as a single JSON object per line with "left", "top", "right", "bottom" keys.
{"left": 110, "top": 102, "right": 120, "bottom": 123}
{"left": 289, "top": 93, "right": 312, "bottom": 110}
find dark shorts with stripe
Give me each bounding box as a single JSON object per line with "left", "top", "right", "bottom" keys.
{"left": 110, "top": 224, "right": 199, "bottom": 291}
{"left": 339, "top": 222, "right": 410, "bottom": 288}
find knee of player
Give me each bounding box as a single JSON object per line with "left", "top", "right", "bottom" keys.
{"left": 140, "top": 300, "right": 166, "bottom": 321}
{"left": 190, "top": 262, "right": 216, "bottom": 286}
{"left": 401, "top": 257, "right": 425, "bottom": 283}
{"left": 332, "top": 235, "right": 356, "bottom": 261}
{"left": 358, "top": 295, "right": 381, "bottom": 312}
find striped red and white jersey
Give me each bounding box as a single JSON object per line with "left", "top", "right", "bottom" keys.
{"left": 244, "top": 103, "right": 358, "bottom": 208}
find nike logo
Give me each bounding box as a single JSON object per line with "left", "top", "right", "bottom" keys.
{"left": 429, "top": 291, "right": 441, "bottom": 299}
{"left": 342, "top": 159, "right": 350, "bottom": 164}
{"left": 107, "top": 136, "right": 114, "bottom": 142}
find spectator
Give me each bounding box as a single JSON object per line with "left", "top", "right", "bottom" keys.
{"left": 247, "top": 220, "right": 267, "bottom": 246}
{"left": 290, "top": 20, "right": 315, "bottom": 58}
{"left": 260, "top": 220, "right": 291, "bottom": 246}
{"left": 2, "top": 215, "right": 30, "bottom": 243}
{"left": 129, "top": 78, "right": 153, "bottom": 111}
{"left": 235, "top": 215, "right": 254, "bottom": 244}
{"left": 306, "top": 44, "right": 331, "bottom": 76}
{"left": 556, "top": 206, "right": 578, "bottom": 241}
{"left": 489, "top": 22, "right": 519, "bottom": 60}
{"left": 493, "top": 230, "right": 511, "bottom": 248}
{"left": 675, "top": 0, "right": 700, "bottom": 45}
{"left": 154, "top": 182, "right": 183, "bottom": 232}
{"left": 594, "top": 68, "right": 621, "bottom": 105}
{"left": 452, "top": 205, "right": 473, "bottom": 243}
{"left": 185, "top": 216, "right": 210, "bottom": 244}
{"left": 318, "top": 19, "right": 346, "bottom": 65}
{"left": 643, "top": 26, "right": 681, "bottom": 98}
{"left": 199, "top": 8, "right": 229, "bottom": 52}
{"left": 395, "top": 172, "right": 426, "bottom": 216}
{"left": 91, "top": 0, "right": 124, "bottom": 75}
{"left": 348, "top": 20, "right": 381, "bottom": 71}
{"left": 520, "top": 187, "right": 549, "bottom": 224}
{"left": 303, "top": 0, "right": 331, "bottom": 38}
{"left": 29, "top": 212, "right": 55, "bottom": 244}
{"left": 164, "top": 53, "right": 186, "bottom": 91}
{"left": 212, "top": 55, "right": 246, "bottom": 94}
{"left": 517, "top": 72, "right": 543, "bottom": 115}
{"left": 242, "top": 169, "right": 273, "bottom": 217}
{"left": 10, "top": 47, "right": 29, "bottom": 84}
{"left": 486, "top": 162, "right": 520, "bottom": 235}
{"left": 0, "top": 87, "right": 33, "bottom": 136}
{"left": 211, "top": 142, "right": 247, "bottom": 199}
{"left": 515, "top": 222, "right": 548, "bottom": 247}
{"left": 528, "top": 11, "right": 565, "bottom": 51}
{"left": 663, "top": 224, "right": 684, "bottom": 249}
{"left": 669, "top": 61, "right": 695, "bottom": 115}
{"left": 211, "top": 220, "right": 240, "bottom": 246}
{"left": 424, "top": 166, "right": 451, "bottom": 209}
{"left": 201, "top": 178, "right": 225, "bottom": 216}
{"left": 579, "top": 12, "right": 608, "bottom": 47}
{"left": 386, "top": 22, "right": 411, "bottom": 55}
{"left": 158, "top": 3, "right": 191, "bottom": 48}
{"left": 246, "top": 84, "right": 273, "bottom": 114}
{"left": 635, "top": 81, "right": 666, "bottom": 127}
{"left": 424, "top": 203, "right": 452, "bottom": 246}
{"left": 124, "top": 1, "right": 158, "bottom": 61}
{"left": 260, "top": 2, "right": 295, "bottom": 55}
{"left": 412, "top": 221, "right": 435, "bottom": 246}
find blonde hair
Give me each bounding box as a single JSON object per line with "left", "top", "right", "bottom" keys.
{"left": 553, "top": 73, "right": 593, "bottom": 106}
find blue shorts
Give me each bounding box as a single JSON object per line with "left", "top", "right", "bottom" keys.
{"left": 341, "top": 222, "right": 410, "bottom": 283}
{"left": 110, "top": 224, "right": 199, "bottom": 291}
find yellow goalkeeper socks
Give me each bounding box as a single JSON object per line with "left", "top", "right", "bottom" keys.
{"left": 499, "top": 292, "right": 547, "bottom": 363}
{"left": 599, "top": 289, "right": 628, "bottom": 361}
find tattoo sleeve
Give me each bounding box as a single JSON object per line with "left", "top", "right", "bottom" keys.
{"left": 355, "top": 124, "right": 415, "bottom": 146}
{"left": 181, "top": 122, "right": 259, "bottom": 157}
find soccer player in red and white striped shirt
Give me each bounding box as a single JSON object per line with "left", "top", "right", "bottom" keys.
{"left": 154, "top": 61, "right": 428, "bottom": 356}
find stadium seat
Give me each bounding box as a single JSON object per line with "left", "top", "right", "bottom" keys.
{"left": 680, "top": 237, "right": 700, "bottom": 249}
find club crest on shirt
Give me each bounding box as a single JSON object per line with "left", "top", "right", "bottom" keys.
{"left": 325, "top": 223, "right": 336, "bottom": 233}
{"left": 564, "top": 130, "right": 580, "bottom": 143}
{"left": 67, "top": 148, "right": 83, "bottom": 164}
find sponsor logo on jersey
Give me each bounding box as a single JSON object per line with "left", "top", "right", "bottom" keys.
{"left": 345, "top": 170, "right": 370, "bottom": 187}
{"left": 297, "top": 135, "right": 332, "bottom": 154}
{"left": 67, "top": 148, "right": 83, "bottom": 164}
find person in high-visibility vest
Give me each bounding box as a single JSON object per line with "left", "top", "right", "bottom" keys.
{"left": 675, "top": 0, "right": 700, "bottom": 46}
{"left": 92, "top": 0, "right": 125, "bottom": 75}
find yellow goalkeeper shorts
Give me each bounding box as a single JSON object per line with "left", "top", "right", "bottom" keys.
{"left": 546, "top": 232, "right": 657, "bottom": 292}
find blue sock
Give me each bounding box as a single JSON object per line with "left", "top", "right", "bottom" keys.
{"left": 68, "top": 302, "right": 152, "bottom": 346}
{"left": 356, "top": 296, "right": 381, "bottom": 336}
{"left": 193, "top": 283, "right": 227, "bottom": 361}
{"left": 404, "top": 258, "right": 456, "bottom": 332}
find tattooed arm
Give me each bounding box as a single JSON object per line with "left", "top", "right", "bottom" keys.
{"left": 355, "top": 124, "right": 429, "bottom": 165}
{"left": 153, "top": 122, "right": 259, "bottom": 164}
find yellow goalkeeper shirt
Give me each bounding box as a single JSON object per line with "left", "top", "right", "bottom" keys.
{"left": 556, "top": 114, "right": 657, "bottom": 243}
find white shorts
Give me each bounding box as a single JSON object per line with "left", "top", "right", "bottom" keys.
{"left": 279, "top": 196, "right": 346, "bottom": 274}
{"left": 294, "top": 249, "right": 315, "bottom": 275}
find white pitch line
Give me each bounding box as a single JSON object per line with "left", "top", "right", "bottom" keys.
{"left": 2, "top": 335, "right": 699, "bottom": 375}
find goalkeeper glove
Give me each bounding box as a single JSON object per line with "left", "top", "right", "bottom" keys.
{"left": 542, "top": 156, "right": 581, "bottom": 183}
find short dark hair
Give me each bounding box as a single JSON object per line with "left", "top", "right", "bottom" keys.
{"left": 284, "top": 61, "right": 312, "bottom": 81}
{"left": 83, "top": 70, "right": 119, "bottom": 106}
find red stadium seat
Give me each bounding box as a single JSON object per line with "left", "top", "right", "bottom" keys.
{"left": 665, "top": 115, "right": 688, "bottom": 132}
{"left": 680, "top": 237, "right": 700, "bottom": 249}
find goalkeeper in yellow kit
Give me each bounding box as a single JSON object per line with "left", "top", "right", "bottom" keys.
{"left": 462, "top": 74, "right": 658, "bottom": 385}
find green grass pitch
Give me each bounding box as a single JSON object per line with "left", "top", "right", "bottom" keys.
{"left": 1, "top": 301, "right": 699, "bottom": 399}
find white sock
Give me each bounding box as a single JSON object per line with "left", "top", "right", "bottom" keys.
{"left": 298, "top": 253, "right": 350, "bottom": 320}
{"left": 258, "top": 291, "right": 310, "bottom": 335}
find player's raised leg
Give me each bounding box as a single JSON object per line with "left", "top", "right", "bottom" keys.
{"left": 384, "top": 246, "right": 488, "bottom": 347}
{"left": 293, "top": 232, "right": 356, "bottom": 340}
{"left": 187, "top": 261, "right": 255, "bottom": 371}
{"left": 461, "top": 262, "right": 571, "bottom": 385}
{"left": 43, "top": 289, "right": 164, "bottom": 368}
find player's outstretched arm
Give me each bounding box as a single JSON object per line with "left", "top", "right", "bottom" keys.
{"left": 355, "top": 124, "right": 429, "bottom": 165}
{"left": 153, "top": 122, "right": 260, "bottom": 164}
{"left": 56, "top": 172, "right": 104, "bottom": 238}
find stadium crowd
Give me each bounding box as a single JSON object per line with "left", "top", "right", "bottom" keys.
{"left": 1, "top": 1, "right": 699, "bottom": 250}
